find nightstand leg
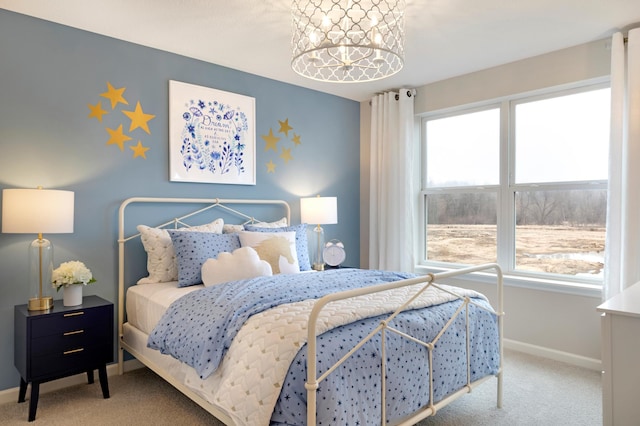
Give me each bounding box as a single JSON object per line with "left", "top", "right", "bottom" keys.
{"left": 18, "top": 377, "right": 28, "bottom": 403}
{"left": 87, "top": 370, "right": 94, "bottom": 384}
{"left": 98, "top": 365, "right": 110, "bottom": 398}
{"left": 28, "top": 381, "right": 39, "bottom": 422}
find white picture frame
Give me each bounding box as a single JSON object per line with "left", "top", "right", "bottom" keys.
{"left": 169, "top": 80, "right": 256, "bottom": 185}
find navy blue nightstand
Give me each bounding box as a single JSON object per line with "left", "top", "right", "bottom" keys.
{"left": 14, "top": 295, "right": 113, "bottom": 421}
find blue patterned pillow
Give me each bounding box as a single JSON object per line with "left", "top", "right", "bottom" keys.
{"left": 243, "top": 223, "right": 311, "bottom": 271}
{"left": 168, "top": 231, "right": 241, "bottom": 287}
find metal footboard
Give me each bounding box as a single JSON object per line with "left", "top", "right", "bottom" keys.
{"left": 305, "top": 263, "right": 504, "bottom": 426}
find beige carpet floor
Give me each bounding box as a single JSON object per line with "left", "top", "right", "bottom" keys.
{"left": 0, "top": 349, "right": 601, "bottom": 425}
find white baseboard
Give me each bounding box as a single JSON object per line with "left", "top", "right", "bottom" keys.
{"left": 0, "top": 359, "right": 145, "bottom": 406}
{"left": 504, "top": 338, "right": 602, "bottom": 371}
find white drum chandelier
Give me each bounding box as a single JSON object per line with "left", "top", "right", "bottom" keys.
{"left": 291, "top": 0, "right": 405, "bottom": 83}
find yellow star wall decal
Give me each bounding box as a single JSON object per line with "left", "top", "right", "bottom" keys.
{"left": 280, "top": 147, "right": 293, "bottom": 163}
{"left": 88, "top": 82, "right": 155, "bottom": 159}
{"left": 261, "top": 128, "right": 280, "bottom": 152}
{"left": 260, "top": 118, "right": 302, "bottom": 173}
{"left": 278, "top": 118, "right": 293, "bottom": 137}
{"left": 100, "top": 82, "right": 129, "bottom": 109}
{"left": 87, "top": 102, "right": 108, "bottom": 122}
{"left": 105, "top": 124, "right": 132, "bottom": 151}
{"left": 266, "top": 160, "right": 276, "bottom": 173}
{"left": 122, "top": 101, "right": 156, "bottom": 134}
{"left": 130, "top": 141, "right": 150, "bottom": 159}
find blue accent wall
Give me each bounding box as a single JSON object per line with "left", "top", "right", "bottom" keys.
{"left": 0, "top": 10, "right": 360, "bottom": 391}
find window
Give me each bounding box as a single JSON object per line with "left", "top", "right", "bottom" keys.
{"left": 421, "top": 84, "right": 610, "bottom": 284}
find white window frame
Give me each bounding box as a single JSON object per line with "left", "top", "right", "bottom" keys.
{"left": 417, "top": 79, "right": 609, "bottom": 297}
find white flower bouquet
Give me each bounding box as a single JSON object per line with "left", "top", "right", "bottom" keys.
{"left": 52, "top": 260, "right": 96, "bottom": 292}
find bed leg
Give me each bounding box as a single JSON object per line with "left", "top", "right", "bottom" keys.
{"left": 496, "top": 370, "right": 503, "bottom": 408}
{"left": 118, "top": 342, "right": 124, "bottom": 375}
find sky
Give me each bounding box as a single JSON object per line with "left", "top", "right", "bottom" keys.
{"left": 426, "top": 88, "right": 611, "bottom": 187}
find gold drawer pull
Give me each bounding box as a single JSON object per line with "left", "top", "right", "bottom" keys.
{"left": 63, "top": 348, "right": 84, "bottom": 355}
{"left": 63, "top": 329, "right": 84, "bottom": 336}
{"left": 63, "top": 312, "right": 84, "bottom": 317}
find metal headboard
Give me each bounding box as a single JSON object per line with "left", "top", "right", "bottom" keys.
{"left": 116, "top": 196, "right": 291, "bottom": 373}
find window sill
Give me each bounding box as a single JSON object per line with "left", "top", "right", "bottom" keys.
{"left": 413, "top": 264, "right": 603, "bottom": 299}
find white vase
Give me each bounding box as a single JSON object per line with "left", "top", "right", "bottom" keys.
{"left": 63, "top": 284, "right": 83, "bottom": 306}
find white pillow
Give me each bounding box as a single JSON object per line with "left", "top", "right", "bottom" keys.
{"left": 238, "top": 230, "right": 299, "bottom": 274}
{"left": 250, "top": 217, "right": 288, "bottom": 228}
{"left": 137, "top": 218, "right": 224, "bottom": 283}
{"left": 222, "top": 224, "right": 245, "bottom": 234}
{"left": 201, "top": 247, "right": 272, "bottom": 287}
{"left": 222, "top": 217, "right": 287, "bottom": 234}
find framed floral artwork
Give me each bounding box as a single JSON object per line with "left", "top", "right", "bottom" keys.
{"left": 169, "top": 80, "right": 256, "bottom": 185}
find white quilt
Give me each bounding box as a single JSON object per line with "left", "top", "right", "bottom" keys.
{"left": 182, "top": 282, "right": 488, "bottom": 426}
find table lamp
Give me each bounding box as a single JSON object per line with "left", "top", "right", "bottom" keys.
{"left": 2, "top": 187, "right": 74, "bottom": 311}
{"left": 300, "top": 195, "right": 337, "bottom": 271}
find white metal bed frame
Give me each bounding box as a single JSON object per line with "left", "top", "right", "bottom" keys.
{"left": 116, "top": 197, "right": 504, "bottom": 426}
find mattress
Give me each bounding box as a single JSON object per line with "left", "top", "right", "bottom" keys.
{"left": 126, "top": 282, "right": 202, "bottom": 334}
{"left": 125, "top": 273, "right": 315, "bottom": 334}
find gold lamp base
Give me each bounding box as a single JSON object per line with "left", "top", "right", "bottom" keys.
{"left": 28, "top": 296, "right": 54, "bottom": 311}
{"left": 312, "top": 263, "right": 325, "bottom": 271}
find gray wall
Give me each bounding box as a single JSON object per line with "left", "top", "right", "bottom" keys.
{"left": 0, "top": 10, "right": 360, "bottom": 391}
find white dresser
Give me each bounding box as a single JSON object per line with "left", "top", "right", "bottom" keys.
{"left": 597, "top": 282, "right": 640, "bottom": 426}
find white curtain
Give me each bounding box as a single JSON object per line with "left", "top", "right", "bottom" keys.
{"left": 369, "top": 89, "right": 416, "bottom": 271}
{"left": 604, "top": 28, "right": 640, "bottom": 300}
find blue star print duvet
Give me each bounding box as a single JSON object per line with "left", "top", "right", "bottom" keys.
{"left": 147, "top": 269, "right": 500, "bottom": 425}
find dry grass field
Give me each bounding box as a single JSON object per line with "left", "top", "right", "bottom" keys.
{"left": 427, "top": 224, "right": 605, "bottom": 276}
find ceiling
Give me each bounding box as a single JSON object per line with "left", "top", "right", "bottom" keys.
{"left": 2, "top": 0, "right": 640, "bottom": 102}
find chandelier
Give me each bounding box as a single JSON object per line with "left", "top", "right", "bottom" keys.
{"left": 291, "top": 0, "right": 405, "bottom": 83}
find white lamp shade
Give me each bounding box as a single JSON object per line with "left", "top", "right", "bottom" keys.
{"left": 300, "top": 196, "right": 337, "bottom": 225}
{"left": 2, "top": 188, "right": 74, "bottom": 234}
